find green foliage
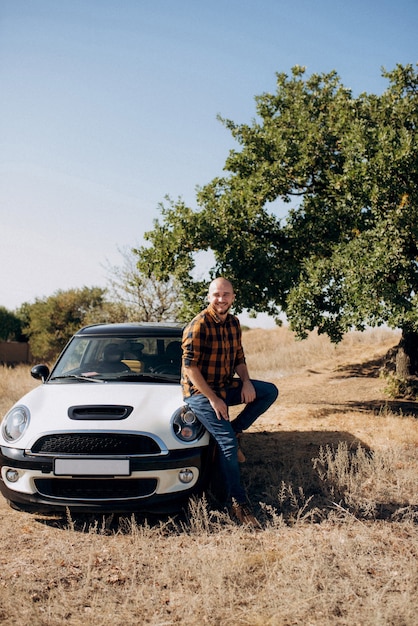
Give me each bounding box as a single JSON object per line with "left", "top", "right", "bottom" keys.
{"left": 135, "top": 64, "right": 418, "bottom": 337}
{"left": 0, "top": 306, "right": 25, "bottom": 341}
{"left": 287, "top": 65, "right": 418, "bottom": 340}
{"left": 380, "top": 371, "right": 418, "bottom": 399}
{"left": 23, "top": 287, "right": 107, "bottom": 361}
{"left": 135, "top": 199, "right": 211, "bottom": 319}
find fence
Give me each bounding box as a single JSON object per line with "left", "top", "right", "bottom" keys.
{"left": 0, "top": 341, "right": 32, "bottom": 365}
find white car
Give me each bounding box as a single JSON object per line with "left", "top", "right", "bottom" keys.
{"left": 0, "top": 323, "right": 212, "bottom": 513}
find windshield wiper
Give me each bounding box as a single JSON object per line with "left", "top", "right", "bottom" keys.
{"left": 50, "top": 374, "right": 105, "bottom": 383}
{"left": 114, "top": 372, "right": 179, "bottom": 382}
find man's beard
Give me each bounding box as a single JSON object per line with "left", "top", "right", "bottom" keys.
{"left": 212, "top": 302, "right": 232, "bottom": 316}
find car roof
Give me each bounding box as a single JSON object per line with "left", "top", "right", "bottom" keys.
{"left": 75, "top": 322, "right": 184, "bottom": 337}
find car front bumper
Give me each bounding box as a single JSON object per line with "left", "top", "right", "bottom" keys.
{"left": 0, "top": 445, "right": 212, "bottom": 513}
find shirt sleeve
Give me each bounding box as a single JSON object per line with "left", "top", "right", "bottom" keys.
{"left": 182, "top": 316, "right": 205, "bottom": 368}
{"left": 234, "top": 319, "right": 246, "bottom": 367}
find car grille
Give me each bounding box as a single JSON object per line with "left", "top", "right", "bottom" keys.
{"left": 34, "top": 477, "right": 158, "bottom": 500}
{"left": 31, "top": 433, "right": 161, "bottom": 455}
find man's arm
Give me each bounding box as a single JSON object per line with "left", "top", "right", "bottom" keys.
{"left": 183, "top": 364, "right": 229, "bottom": 421}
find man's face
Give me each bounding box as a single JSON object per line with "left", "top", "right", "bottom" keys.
{"left": 208, "top": 279, "right": 235, "bottom": 318}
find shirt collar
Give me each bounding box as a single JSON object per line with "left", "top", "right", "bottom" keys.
{"left": 206, "top": 304, "right": 228, "bottom": 325}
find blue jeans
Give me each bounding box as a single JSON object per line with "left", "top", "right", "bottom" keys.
{"left": 185, "top": 380, "right": 278, "bottom": 505}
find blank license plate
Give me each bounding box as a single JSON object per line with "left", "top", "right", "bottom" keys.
{"left": 54, "top": 458, "right": 130, "bottom": 476}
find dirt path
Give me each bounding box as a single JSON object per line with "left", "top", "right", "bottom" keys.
{"left": 251, "top": 338, "right": 418, "bottom": 454}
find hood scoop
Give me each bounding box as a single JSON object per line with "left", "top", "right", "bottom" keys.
{"left": 68, "top": 405, "right": 133, "bottom": 420}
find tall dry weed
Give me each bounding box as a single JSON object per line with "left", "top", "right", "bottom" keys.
{"left": 312, "top": 442, "right": 418, "bottom": 521}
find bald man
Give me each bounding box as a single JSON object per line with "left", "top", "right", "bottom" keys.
{"left": 181, "top": 277, "right": 278, "bottom": 527}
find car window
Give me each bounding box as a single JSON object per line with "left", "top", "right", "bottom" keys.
{"left": 50, "top": 335, "right": 182, "bottom": 381}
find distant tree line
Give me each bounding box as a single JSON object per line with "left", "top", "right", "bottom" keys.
{"left": 0, "top": 260, "right": 181, "bottom": 361}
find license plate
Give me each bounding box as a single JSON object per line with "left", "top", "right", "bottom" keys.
{"left": 54, "top": 458, "right": 130, "bottom": 476}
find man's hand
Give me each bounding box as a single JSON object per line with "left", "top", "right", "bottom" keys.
{"left": 241, "top": 379, "right": 256, "bottom": 404}
{"left": 183, "top": 364, "right": 230, "bottom": 420}
{"left": 235, "top": 364, "right": 256, "bottom": 404}
{"left": 210, "top": 395, "right": 229, "bottom": 421}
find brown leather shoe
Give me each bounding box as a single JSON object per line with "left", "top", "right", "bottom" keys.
{"left": 230, "top": 502, "right": 261, "bottom": 529}
{"left": 236, "top": 433, "right": 246, "bottom": 463}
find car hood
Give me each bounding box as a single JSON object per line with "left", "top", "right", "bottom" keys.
{"left": 1, "top": 382, "right": 200, "bottom": 450}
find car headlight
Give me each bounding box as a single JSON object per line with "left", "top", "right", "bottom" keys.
{"left": 172, "top": 406, "right": 205, "bottom": 442}
{"left": 2, "top": 405, "right": 30, "bottom": 442}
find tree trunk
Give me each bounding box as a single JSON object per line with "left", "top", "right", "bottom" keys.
{"left": 395, "top": 330, "right": 418, "bottom": 378}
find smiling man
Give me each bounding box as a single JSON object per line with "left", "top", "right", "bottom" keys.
{"left": 181, "top": 277, "right": 278, "bottom": 527}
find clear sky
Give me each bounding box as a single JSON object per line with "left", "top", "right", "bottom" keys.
{"left": 1, "top": 0, "right": 417, "bottom": 325}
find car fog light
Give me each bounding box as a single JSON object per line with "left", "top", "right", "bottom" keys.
{"left": 5, "top": 469, "right": 19, "bottom": 483}
{"left": 180, "top": 425, "right": 194, "bottom": 439}
{"left": 179, "top": 468, "right": 194, "bottom": 484}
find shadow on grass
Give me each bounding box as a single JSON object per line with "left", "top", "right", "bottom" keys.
{"left": 242, "top": 430, "right": 417, "bottom": 522}
{"left": 31, "top": 428, "right": 416, "bottom": 533}
{"left": 330, "top": 353, "right": 418, "bottom": 415}
{"left": 303, "top": 398, "right": 418, "bottom": 416}
{"left": 335, "top": 355, "right": 385, "bottom": 378}
{"left": 230, "top": 430, "right": 368, "bottom": 515}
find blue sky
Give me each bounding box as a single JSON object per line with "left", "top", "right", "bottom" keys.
{"left": 1, "top": 0, "right": 417, "bottom": 325}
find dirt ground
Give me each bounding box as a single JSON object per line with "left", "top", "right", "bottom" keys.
{"left": 228, "top": 334, "right": 418, "bottom": 519}
{"left": 0, "top": 332, "right": 417, "bottom": 626}
{"left": 251, "top": 333, "right": 418, "bottom": 444}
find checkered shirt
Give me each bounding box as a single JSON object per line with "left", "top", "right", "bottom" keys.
{"left": 181, "top": 304, "right": 246, "bottom": 399}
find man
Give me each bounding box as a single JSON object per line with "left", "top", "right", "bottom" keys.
{"left": 181, "top": 277, "right": 278, "bottom": 528}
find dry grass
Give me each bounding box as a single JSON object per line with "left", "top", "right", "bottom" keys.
{"left": 0, "top": 364, "right": 38, "bottom": 416}
{"left": 242, "top": 325, "right": 401, "bottom": 379}
{"left": 0, "top": 327, "right": 417, "bottom": 626}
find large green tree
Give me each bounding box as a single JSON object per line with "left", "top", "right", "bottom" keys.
{"left": 137, "top": 64, "right": 418, "bottom": 378}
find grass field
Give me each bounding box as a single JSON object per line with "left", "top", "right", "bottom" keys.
{"left": 0, "top": 327, "right": 417, "bottom": 625}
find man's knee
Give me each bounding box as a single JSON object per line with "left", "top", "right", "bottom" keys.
{"left": 266, "top": 382, "right": 279, "bottom": 402}
{"left": 254, "top": 380, "right": 279, "bottom": 403}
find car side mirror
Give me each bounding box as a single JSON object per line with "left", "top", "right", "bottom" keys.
{"left": 31, "top": 364, "right": 50, "bottom": 382}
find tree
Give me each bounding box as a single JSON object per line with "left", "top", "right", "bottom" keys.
{"left": 136, "top": 64, "right": 418, "bottom": 382}
{"left": 105, "top": 246, "right": 182, "bottom": 321}
{"left": 24, "top": 287, "right": 107, "bottom": 361}
{"left": 0, "top": 306, "right": 25, "bottom": 341}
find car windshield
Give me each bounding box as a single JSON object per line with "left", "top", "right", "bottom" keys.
{"left": 50, "top": 334, "right": 182, "bottom": 383}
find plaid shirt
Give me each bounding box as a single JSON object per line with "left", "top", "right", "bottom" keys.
{"left": 181, "top": 304, "right": 246, "bottom": 399}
